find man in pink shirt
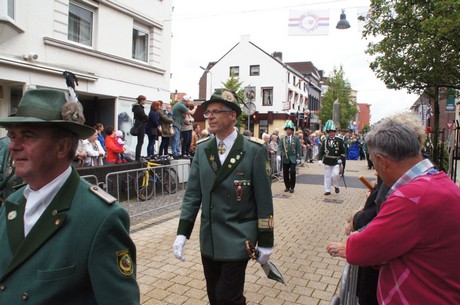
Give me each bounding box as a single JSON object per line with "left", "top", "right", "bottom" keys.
{"left": 342, "top": 114, "right": 460, "bottom": 304}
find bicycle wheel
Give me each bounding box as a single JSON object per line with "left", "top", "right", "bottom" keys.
{"left": 136, "top": 170, "right": 155, "bottom": 200}
{"left": 162, "top": 168, "right": 178, "bottom": 194}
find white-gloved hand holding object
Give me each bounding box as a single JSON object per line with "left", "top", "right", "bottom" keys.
{"left": 318, "top": 160, "right": 323, "bottom": 166}
{"left": 173, "top": 235, "right": 187, "bottom": 261}
{"left": 276, "top": 155, "right": 281, "bottom": 162}
{"left": 337, "top": 159, "right": 342, "bottom": 164}
{"left": 257, "top": 247, "right": 273, "bottom": 265}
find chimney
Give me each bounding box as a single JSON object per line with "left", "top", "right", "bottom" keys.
{"left": 272, "top": 52, "right": 283, "bottom": 61}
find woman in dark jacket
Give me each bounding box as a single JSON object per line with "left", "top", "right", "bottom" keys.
{"left": 132, "top": 95, "right": 148, "bottom": 161}
{"left": 145, "top": 101, "right": 161, "bottom": 157}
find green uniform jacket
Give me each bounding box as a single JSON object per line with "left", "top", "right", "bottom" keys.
{"left": 276, "top": 135, "right": 302, "bottom": 164}
{"left": 318, "top": 136, "right": 346, "bottom": 166}
{"left": 0, "top": 169, "right": 139, "bottom": 305}
{"left": 177, "top": 133, "right": 274, "bottom": 261}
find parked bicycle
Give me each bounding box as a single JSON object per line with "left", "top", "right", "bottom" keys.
{"left": 136, "top": 158, "right": 178, "bottom": 200}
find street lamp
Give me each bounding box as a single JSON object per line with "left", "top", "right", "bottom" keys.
{"left": 336, "top": 9, "right": 351, "bottom": 29}
{"left": 199, "top": 66, "right": 212, "bottom": 99}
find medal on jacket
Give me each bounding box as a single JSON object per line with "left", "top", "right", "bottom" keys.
{"left": 209, "top": 155, "right": 218, "bottom": 171}
{"left": 234, "top": 180, "right": 244, "bottom": 201}
{"left": 236, "top": 185, "right": 243, "bottom": 201}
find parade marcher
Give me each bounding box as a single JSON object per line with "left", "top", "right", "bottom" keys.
{"left": 172, "top": 89, "right": 274, "bottom": 305}
{"left": 0, "top": 89, "right": 139, "bottom": 304}
{"left": 318, "top": 120, "right": 345, "bottom": 195}
{"left": 276, "top": 120, "right": 302, "bottom": 193}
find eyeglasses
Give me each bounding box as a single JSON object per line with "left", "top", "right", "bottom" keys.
{"left": 203, "top": 110, "right": 232, "bottom": 118}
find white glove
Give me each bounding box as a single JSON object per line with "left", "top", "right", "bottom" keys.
{"left": 257, "top": 247, "right": 273, "bottom": 265}
{"left": 318, "top": 160, "right": 323, "bottom": 166}
{"left": 337, "top": 159, "right": 342, "bottom": 164}
{"left": 173, "top": 235, "right": 187, "bottom": 261}
{"left": 276, "top": 156, "right": 281, "bottom": 162}
{"left": 296, "top": 159, "right": 301, "bottom": 166}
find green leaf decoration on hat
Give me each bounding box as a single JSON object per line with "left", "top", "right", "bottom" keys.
{"left": 284, "top": 120, "right": 295, "bottom": 130}
{"left": 323, "top": 120, "right": 336, "bottom": 132}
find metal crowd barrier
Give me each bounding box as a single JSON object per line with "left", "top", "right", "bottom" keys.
{"left": 83, "top": 161, "right": 190, "bottom": 225}
{"left": 330, "top": 263, "right": 359, "bottom": 305}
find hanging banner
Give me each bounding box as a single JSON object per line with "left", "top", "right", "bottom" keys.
{"left": 288, "top": 10, "right": 330, "bottom": 36}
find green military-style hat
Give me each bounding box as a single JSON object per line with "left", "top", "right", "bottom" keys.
{"left": 201, "top": 89, "right": 242, "bottom": 117}
{"left": 283, "top": 120, "right": 295, "bottom": 130}
{"left": 0, "top": 89, "right": 95, "bottom": 139}
{"left": 323, "top": 120, "right": 336, "bottom": 132}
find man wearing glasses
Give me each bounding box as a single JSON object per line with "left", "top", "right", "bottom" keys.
{"left": 173, "top": 89, "right": 274, "bottom": 305}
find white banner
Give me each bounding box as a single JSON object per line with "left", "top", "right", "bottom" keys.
{"left": 288, "top": 10, "right": 330, "bottom": 36}
{"left": 357, "top": 6, "right": 370, "bottom": 32}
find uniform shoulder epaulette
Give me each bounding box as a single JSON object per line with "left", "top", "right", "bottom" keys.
{"left": 249, "top": 137, "right": 264, "bottom": 145}
{"left": 196, "top": 137, "right": 211, "bottom": 145}
{"left": 89, "top": 184, "right": 117, "bottom": 205}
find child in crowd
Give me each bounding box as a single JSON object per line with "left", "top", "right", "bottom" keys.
{"left": 114, "top": 130, "right": 127, "bottom": 163}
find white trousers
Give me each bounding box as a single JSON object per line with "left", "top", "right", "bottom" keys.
{"left": 324, "top": 164, "right": 340, "bottom": 192}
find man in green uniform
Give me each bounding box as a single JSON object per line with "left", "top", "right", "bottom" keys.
{"left": 0, "top": 89, "right": 139, "bottom": 305}
{"left": 173, "top": 89, "right": 274, "bottom": 305}
{"left": 318, "top": 120, "right": 346, "bottom": 195}
{"left": 276, "top": 120, "right": 302, "bottom": 193}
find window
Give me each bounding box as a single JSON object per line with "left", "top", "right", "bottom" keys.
{"left": 7, "top": 0, "right": 14, "bottom": 19}
{"left": 132, "top": 28, "right": 148, "bottom": 62}
{"left": 68, "top": 3, "right": 93, "bottom": 46}
{"left": 0, "top": 0, "right": 14, "bottom": 19}
{"left": 262, "top": 87, "right": 273, "bottom": 106}
{"left": 230, "top": 66, "right": 239, "bottom": 77}
{"left": 250, "top": 65, "right": 260, "bottom": 76}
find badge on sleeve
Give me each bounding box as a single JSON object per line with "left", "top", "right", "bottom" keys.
{"left": 116, "top": 249, "right": 134, "bottom": 276}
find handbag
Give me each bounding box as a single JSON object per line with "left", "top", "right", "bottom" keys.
{"left": 130, "top": 125, "right": 139, "bottom": 136}
{"left": 169, "top": 125, "right": 175, "bottom": 136}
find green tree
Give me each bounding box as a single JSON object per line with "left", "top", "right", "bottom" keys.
{"left": 221, "top": 75, "right": 246, "bottom": 130}
{"left": 319, "top": 66, "right": 358, "bottom": 129}
{"left": 363, "top": 0, "right": 460, "bottom": 168}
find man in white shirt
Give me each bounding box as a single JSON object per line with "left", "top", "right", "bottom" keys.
{"left": 0, "top": 89, "right": 139, "bottom": 304}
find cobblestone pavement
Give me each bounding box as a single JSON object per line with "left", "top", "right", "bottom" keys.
{"left": 131, "top": 159, "right": 376, "bottom": 305}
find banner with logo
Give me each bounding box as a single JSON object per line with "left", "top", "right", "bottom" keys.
{"left": 288, "top": 10, "right": 330, "bottom": 36}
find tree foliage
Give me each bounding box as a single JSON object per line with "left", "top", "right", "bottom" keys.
{"left": 363, "top": 0, "right": 460, "bottom": 167}
{"left": 363, "top": 0, "right": 460, "bottom": 94}
{"left": 319, "top": 66, "right": 358, "bottom": 130}
{"left": 221, "top": 75, "right": 246, "bottom": 129}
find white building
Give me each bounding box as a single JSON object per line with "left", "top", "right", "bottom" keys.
{"left": 0, "top": 0, "right": 172, "bottom": 146}
{"left": 198, "top": 35, "right": 323, "bottom": 137}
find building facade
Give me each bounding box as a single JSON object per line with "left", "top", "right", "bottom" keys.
{"left": 198, "top": 35, "right": 323, "bottom": 138}
{"left": 0, "top": 0, "right": 172, "bottom": 153}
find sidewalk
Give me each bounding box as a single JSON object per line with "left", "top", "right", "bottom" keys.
{"left": 132, "top": 159, "right": 375, "bottom": 305}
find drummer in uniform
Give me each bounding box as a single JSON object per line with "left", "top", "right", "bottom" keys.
{"left": 0, "top": 89, "right": 139, "bottom": 304}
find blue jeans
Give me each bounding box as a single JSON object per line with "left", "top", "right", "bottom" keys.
{"left": 170, "top": 126, "right": 181, "bottom": 157}
{"left": 147, "top": 134, "right": 157, "bottom": 157}
{"left": 181, "top": 130, "right": 192, "bottom": 155}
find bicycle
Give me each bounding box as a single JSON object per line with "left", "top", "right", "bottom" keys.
{"left": 136, "top": 159, "right": 178, "bottom": 200}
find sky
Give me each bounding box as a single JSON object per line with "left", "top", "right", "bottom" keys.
{"left": 169, "top": 0, "right": 418, "bottom": 124}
